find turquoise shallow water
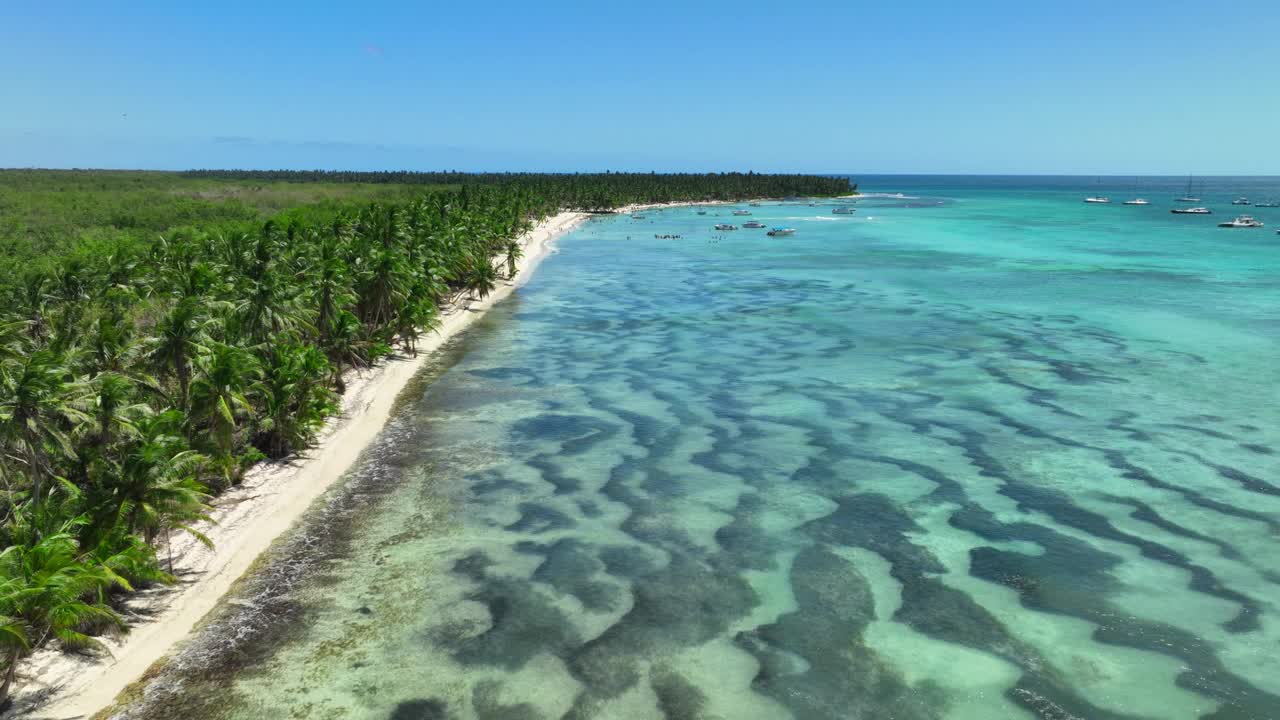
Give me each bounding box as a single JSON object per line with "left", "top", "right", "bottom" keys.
{"left": 126, "top": 179, "right": 1280, "bottom": 720}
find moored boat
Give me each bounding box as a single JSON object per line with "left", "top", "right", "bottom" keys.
{"left": 732, "top": 209, "right": 751, "bottom": 216}
{"left": 1218, "top": 216, "right": 1264, "bottom": 228}
{"left": 714, "top": 223, "right": 738, "bottom": 231}
{"left": 1122, "top": 198, "right": 1150, "bottom": 205}
{"left": 1253, "top": 200, "right": 1280, "bottom": 208}
{"left": 749, "top": 202, "right": 762, "bottom": 207}
{"left": 630, "top": 214, "right": 645, "bottom": 219}
{"left": 1232, "top": 197, "right": 1250, "bottom": 206}
{"left": 1171, "top": 207, "right": 1212, "bottom": 215}
{"left": 832, "top": 206, "right": 856, "bottom": 215}
{"left": 1176, "top": 175, "right": 1201, "bottom": 202}
{"left": 743, "top": 221, "right": 766, "bottom": 228}
{"left": 1084, "top": 196, "right": 1111, "bottom": 204}
{"left": 766, "top": 226, "right": 796, "bottom": 236}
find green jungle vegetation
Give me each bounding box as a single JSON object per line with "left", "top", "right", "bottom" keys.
{"left": 0, "top": 168, "right": 849, "bottom": 703}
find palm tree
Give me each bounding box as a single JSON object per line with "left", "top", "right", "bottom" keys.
{"left": 0, "top": 528, "right": 128, "bottom": 705}
{"left": 254, "top": 345, "right": 335, "bottom": 458}
{"left": 355, "top": 246, "right": 410, "bottom": 332}
{"left": 75, "top": 372, "right": 148, "bottom": 450}
{"left": 464, "top": 257, "right": 499, "bottom": 301}
{"left": 187, "top": 343, "right": 260, "bottom": 486}
{"left": 148, "top": 298, "right": 215, "bottom": 409}
{"left": 84, "top": 312, "right": 139, "bottom": 377}
{"left": 0, "top": 319, "right": 28, "bottom": 363}
{"left": 0, "top": 617, "right": 29, "bottom": 705}
{"left": 313, "top": 228, "right": 350, "bottom": 347}
{"left": 321, "top": 310, "right": 375, "bottom": 392}
{"left": 504, "top": 239, "right": 524, "bottom": 280}
{"left": 0, "top": 351, "right": 88, "bottom": 526}
{"left": 112, "top": 411, "right": 211, "bottom": 569}
{"left": 14, "top": 272, "right": 51, "bottom": 345}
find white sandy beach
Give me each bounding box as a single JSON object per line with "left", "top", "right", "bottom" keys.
{"left": 13, "top": 211, "right": 589, "bottom": 720}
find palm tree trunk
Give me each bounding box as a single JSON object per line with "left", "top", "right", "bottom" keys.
{"left": 176, "top": 351, "right": 190, "bottom": 409}
{"left": 0, "top": 650, "right": 18, "bottom": 708}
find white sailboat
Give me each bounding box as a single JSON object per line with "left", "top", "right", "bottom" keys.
{"left": 1175, "top": 175, "right": 1201, "bottom": 203}
{"left": 1085, "top": 177, "right": 1110, "bottom": 204}
{"left": 1123, "top": 178, "right": 1148, "bottom": 205}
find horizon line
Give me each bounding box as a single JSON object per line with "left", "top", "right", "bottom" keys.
{"left": 3, "top": 167, "right": 1280, "bottom": 178}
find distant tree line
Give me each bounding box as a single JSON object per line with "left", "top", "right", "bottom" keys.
{"left": 180, "top": 169, "right": 850, "bottom": 201}
{"left": 0, "top": 171, "right": 848, "bottom": 704}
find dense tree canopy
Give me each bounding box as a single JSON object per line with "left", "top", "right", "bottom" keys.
{"left": 0, "top": 169, "right": 849, "bottom": 705}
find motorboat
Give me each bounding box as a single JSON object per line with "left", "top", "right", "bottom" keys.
{"left": 767, "top": 227, "right": 796, "bottom": 236}
{"left": 1232, "top": 197, "right": 1251, "bottom": 206}
{"left": 1171, "top": 207, "right": 1212, "bottom": 215}
{"left": 714, "top": 223, "right": 738, "bottom": 231}
{"left": 1218, "top": 216, "right": 1264, "bottom": 228}
{"left": 1084, "top": 196, "right": 1111, "bottom": 204}
{"left": 749, "top": 202, "right": 762, "bottom": 207}
{"left": 732, "top": 209, "right": 751, "bottom": 216}
{"left": 630, "top": 214, "right": 645, "bottom": 219}
{"left": 1252, "top": 200, "right": 1280, "bottom": 208}
{"left": 832, "top": 206, "right": 857, "bottom": 215}
{"left": 1122, "top": 198, "right": 1150, "bottom": 205}
{"left": 743, "top": 221, "right": 766, "bottom": 228}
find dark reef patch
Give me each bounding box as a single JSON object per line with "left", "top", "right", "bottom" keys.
{"left": 505, "top": 501, "right": 576, "bottom": 533}
{"left": 390, "top": 698, "right": 452, "bottom": 720}
{"left": 568, "top": 554, "right": 758, "bottom": 699}
{"left": 736, "top": 544, "right": 945, "bottom": 720}
{"left": 450, "top": 574, "right": 583, "bottom": 670}
{"left": 524, "top": 538, "right": 623, "bottom": 612}
{"left": 511, "top": 413, "right": 620, "bottom": 455}
{"left": 472, "top": 680, "right": 545, "bottom": 720}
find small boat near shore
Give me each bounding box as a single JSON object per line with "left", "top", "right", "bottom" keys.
{"left": 630, "top": 214, "right": 646, "bottom": 219}
{"left": 743, "top": 221, "right": 766, "bottom": 228}
{"left": 1123, "top": 198, "right": 1150, "bottom": 205}
{"left": 1171, "top": 207, "right": 1212, "bottom": 215}
{"left": 714, "top": 223, "right": 738, "bottom": 231}
{"left": 732, "top": 209, "right": 752, "bottom": 216}
{"left": 749, "top": 202, "right": 762, "bottom": 207}
{"left": 1218, "top": 216, "right": 1264, "bottom": 228}
{"left": 696, "top": 210, "right": 707, "bottom": 215}
{"left": 832, "top": 206, "right": 856, "bottom": 215}
{"left": 767, "top": 227, "right": 796, "bottom": 236}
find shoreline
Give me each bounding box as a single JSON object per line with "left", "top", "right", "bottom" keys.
{"left": 15, "top": 210, "right": 590, "bottom": 719}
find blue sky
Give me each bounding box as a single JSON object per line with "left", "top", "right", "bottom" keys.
{"left": 3, "top": 1, "right": 1278, "bottom": 174}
